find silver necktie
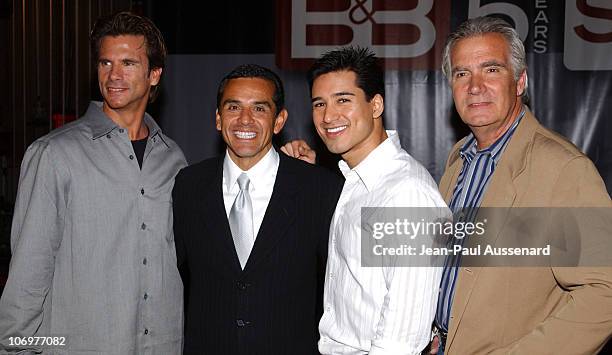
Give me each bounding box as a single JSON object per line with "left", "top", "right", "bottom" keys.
{"left": 229, "top": 173, "right": 254, "bottom": 269}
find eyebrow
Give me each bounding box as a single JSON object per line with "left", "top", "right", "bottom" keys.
{"left": 222, "top": 99, "right": 241, "bottom": 106}
{"left": 222, "top": 99, "right": 272, "bottom": 108}
{"left": 97, "top": 57, "right": 140, "bottom": 63}
{"left": 480, "top": 60, "right": 506, "bottom": 68}
{"left": 311, "top": 91, "right": 356, "bottom": 103}
{"left": 253, "top": 101, "right": 272, "bottom": 108}
{"left": 452, "top": 60, "right": 507, "bottom": 74}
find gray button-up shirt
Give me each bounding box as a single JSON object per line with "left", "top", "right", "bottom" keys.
{"left": 0, "top": 102, "right": 187, "bottom": 354}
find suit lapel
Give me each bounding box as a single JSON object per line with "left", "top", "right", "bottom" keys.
{"left": 243, "top": 154, "right": 297, "bottom": 273}
{"left": 439, "top": 156, "right": 463, "bottom": 202}
{"left": 446, "top": 110, "right": 538, "bottom": 349}
{"left": 471, "top": 110, "right": 536, "bottom": 248}
{"left": 201, "top": 157, "right": 243, "bottom": 273}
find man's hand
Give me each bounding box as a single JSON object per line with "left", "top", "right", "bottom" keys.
{"left": 280, "top": 139, "right": 316, "bottom": 164}
{"left": 429, "top": 335, "right": 440, "bottom": 354}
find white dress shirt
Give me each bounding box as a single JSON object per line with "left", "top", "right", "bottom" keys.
{"left": 319, "top": 131, "right": 447, "bottom": 355}
{"left": 222, "top": 147, "right": 279, "bottom": 238}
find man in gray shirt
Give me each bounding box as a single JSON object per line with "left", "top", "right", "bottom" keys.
{"left": 0, "top": 12, "right": 186, "bottom": 354}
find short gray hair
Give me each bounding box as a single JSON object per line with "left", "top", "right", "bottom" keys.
{"left": 441, "top": 16, "right": 528, "bottom": 95}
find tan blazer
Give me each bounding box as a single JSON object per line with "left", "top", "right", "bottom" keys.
{"left": 439, "top": 109, "right": 612, "bottom": 354}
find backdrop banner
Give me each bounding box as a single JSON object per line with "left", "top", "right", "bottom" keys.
{"left": 158, "top": 0, "right": 611, "bottom": 193}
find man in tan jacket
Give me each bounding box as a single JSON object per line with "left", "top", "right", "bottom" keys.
{"left": 431, "top": 16, "right": 612, "bottom": 354}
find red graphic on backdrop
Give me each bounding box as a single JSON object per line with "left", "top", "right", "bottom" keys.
{"left": 276, "top": 0, "right": 450, "bottom": 70}
{"left": 574, "top": 0, "right": 612, "bottom": 43}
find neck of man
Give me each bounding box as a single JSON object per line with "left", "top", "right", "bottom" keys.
{"left": 342, "top": 122, "right": 388, "bottom": 169}
{"left": 229, "top": 144, "right": 273, "bottom": 171}
{"left": 103, "top": 101, "right": 150, "bottom": 140}
{"left": 473, "top": 102, "right": 523, "bottom": 150}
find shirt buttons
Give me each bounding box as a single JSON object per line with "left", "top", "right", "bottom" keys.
{"left": 144, "top": 293, "right": 148, "bottom": 300}
{"left": 106, "top": 134, "right": 111, "bottom": 139}
{"left": 140, "top": 188, "right": 145, "bottom": 195}
{"left": 129, "top": 155, "right": 134, "bottom": 160}
{"left": 143, "top": 258, "right": 147, "bottom": 265}
{"left": 141, "top": 223, "right": 146, "bottom": 230}
{"left": 236, "top": 281, "right": 250, "bottom": 290}
{"left": 144, "top": 328, "right": 148, "bottom": 335}
{"left": 118, "top": 128, "right": 124, "bottom": 133}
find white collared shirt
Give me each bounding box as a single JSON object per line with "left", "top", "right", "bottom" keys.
{"left": 319, "top": 131, "right": 448, "bottom": 355}
{"left": 222, "top": 147, "right": 279, "bottom": 238}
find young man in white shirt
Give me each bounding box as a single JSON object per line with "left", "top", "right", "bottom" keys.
{"left": 306, "top": 47, "right": 448, "bottom": 355}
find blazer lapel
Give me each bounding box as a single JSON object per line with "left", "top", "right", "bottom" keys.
{"left": 200, "top": 157, "right": 243, "bottom": 273}
{"left": 243, "top": 154, "right": 297, "bottom": 273}
{"left": 473, "top": 110, "right": 537, "bottom": 248}
{"left": 440, "top": 155, "right": 463, "bottom": 202}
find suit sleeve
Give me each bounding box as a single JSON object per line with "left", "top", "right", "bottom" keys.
{"left": 314, "top": 169, "right": 342, "bottom": 343}
{"left": 0, "top": 141, "right": 66, "bottom": 353}
{"left": 317, "top": 171, "right": 342, "bottom": 265}
{"left": 491, "top": 156, "right": 612, "bottom": 355}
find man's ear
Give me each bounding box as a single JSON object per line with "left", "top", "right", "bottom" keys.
{"left": 371, "top": 94, "right": 384, "bottom": 119}
{"left": 516, "top": 70, "right": 527, "bottom": 97}
{"left": 273, "top": 109, "right": 288, "bottom": 134}
{"left": 215, "top": 109, "right": 222, "bottom": 131}
{"left": 149, "top": 67, "right": 162, "bottom": 86}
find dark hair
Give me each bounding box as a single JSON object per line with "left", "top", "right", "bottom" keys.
{"left": 90, "top": 11, "right": 167, "bottom": 102}
{"left": 307, "top": 46, "right": 384, "bottom": 101}
{"left": 216, "top": 64, "right": 285, "bottom": 116}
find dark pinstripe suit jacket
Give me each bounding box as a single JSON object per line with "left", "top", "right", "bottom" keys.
{"left": 173, "top": 151, "right": 342, "bottom": 355}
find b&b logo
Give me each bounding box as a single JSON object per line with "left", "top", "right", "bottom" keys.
{"left": 277, "top": 0, "right": 612, "bottom": 71}
{"left": 564, "top": 0, "right": 612, "bottom": 70}
{"left": 276, "top": 0, "right": 450, "bottom": 69}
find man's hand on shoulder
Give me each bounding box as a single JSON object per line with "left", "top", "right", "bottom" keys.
{"left": 280, "top": 139, "right": 316, "bottom": 165}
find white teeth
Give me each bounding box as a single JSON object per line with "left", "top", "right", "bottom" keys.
{"left": 234, "top": 131, "right": 256, "bottom": 139}
{"left": 326, "top": 126, "right": 347, "bottom": 133}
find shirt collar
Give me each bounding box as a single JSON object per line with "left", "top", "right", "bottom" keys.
{"left": 459, "top": 107, "right": 526, "bottom": 164}
{"left": 85, "top": 101, "right": 165, "bottom": 145}
{"left": 338, "top": 130, "right": 402, "bottom": 192}
{"left": 223, "top": 146, "right": 279, "bottom": 192}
